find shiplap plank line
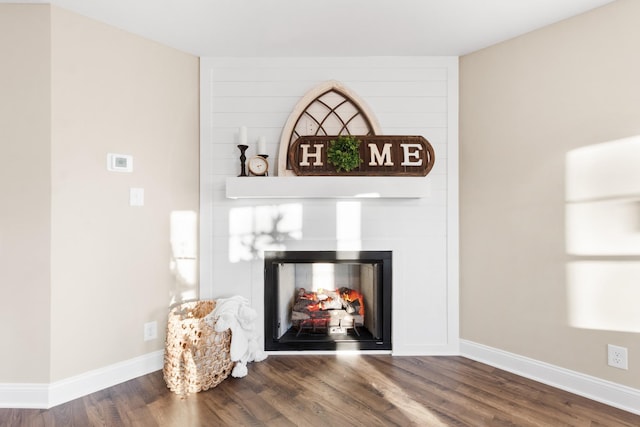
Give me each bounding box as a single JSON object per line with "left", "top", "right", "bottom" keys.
{"left": 210, "top": 96, "right": 448, "bottom": 114}
{"left": 205, "top": 56, "right": 454, "bottom": 69}
{"left": 211, "top": 80, "right": 448, "bottom": 97}
{"left": 211, "top": 67, "right": 448, "bottom": 82}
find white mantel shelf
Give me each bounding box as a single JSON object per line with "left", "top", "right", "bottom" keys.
{"left": 226, "top": 176, "right": 430, "bottom": 199}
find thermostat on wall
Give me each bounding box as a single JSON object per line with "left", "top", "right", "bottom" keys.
{"left": 107, "top": 153, "right": 133, "bottom": 172}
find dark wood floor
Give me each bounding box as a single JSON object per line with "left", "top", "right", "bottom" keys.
{"left": 2, "top": 355, "right": 639, "bottom": 426}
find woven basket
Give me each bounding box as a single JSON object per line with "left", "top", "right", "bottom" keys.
{"left": 163, "top": 300, "right": 234, "bottom": 394}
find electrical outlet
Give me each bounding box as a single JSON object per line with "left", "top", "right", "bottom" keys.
{"left": 144, "top": 321, "right": 158, "bottom": 341}
{"left": 607, "top": 344, "right": 628, "bottom": 370}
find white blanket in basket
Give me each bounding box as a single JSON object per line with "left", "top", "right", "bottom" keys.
{"left": 207, "top": 296, "right": 267, "bottom": 378}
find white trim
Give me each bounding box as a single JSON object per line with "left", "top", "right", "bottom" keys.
{"left": 225, "top": 176, "right": 430, "bottom": 199}
{"left": 460, "top": 339, "right": 640, "bottom": 416}
{"left": 48, "top": 350, "right": 164, "bottom": 408}
{"left": 0, "top": 383, "right": 49, "bottom": 409}
{"left": 392, "top": 345, "right": 459, "bottom": 356}
{"left": 446, "top": 57, "right": 460, "bottom": 353}
{"left": 199, "top": 60, "right": 214, "bottom": 299}
{"left": 0, "top": 350, "right": 164, "bottom": 409}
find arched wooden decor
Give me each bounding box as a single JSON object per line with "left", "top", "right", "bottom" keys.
{"left": 277, "top": 81, "right": 382, "bottom": 176}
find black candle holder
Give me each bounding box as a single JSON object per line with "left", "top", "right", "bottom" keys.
{"left": 237, "top": 144, "right": 249, "bottom": 177}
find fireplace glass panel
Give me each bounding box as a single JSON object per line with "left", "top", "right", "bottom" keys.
{"left": 265, "top": 251, "right": 391, "bottom": 351}
{"left": 276, "top": 262, "right": 379, "bottom": 339}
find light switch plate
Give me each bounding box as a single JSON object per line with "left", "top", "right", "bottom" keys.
{"left": 130, "top": 188, "right": 144, "bottom": 206}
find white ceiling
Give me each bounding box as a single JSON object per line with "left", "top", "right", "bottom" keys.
{"left": 8, "top": 0, "right": 615, "bottom": 57}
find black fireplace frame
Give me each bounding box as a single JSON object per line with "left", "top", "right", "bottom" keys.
{"left": 264, "top": 250, "right": 392, "bottom": 351}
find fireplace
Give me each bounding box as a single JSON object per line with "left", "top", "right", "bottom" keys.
{"left": 264, "top": 250, "right": 392, "bottom": 351}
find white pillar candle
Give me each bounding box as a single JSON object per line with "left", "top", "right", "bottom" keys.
{"left": 239, "top": 126, "right": 247, "bottom": 145}
{"left": 258, "top": 136, "right": 267, "bottom": 155}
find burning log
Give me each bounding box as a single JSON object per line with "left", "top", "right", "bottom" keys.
{"left": 291, "top": 287, "right": 364, "bottom": 335}
{"left": 339, "top": 287, "right": 364, "bottom": 315}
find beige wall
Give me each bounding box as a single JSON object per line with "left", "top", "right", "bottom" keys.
{"left": 0, "top": 5, "right": 52, "bottom": 383}
{"left": 460, "top": 0, "right": 640, "bottom": 388}
{"left": 49, "top": 6, "right": 199, "bottom": 381}
{"left": 0, "top": 4, "right": 199, "bottom": 383}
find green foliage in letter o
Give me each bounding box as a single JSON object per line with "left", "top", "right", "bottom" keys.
{"left": 327, "top": 135, "right": 362, "bottom": 173}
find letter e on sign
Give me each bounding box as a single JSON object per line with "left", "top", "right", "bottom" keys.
{"left": 400, "top": 143, "right": 423, "bottom": 166}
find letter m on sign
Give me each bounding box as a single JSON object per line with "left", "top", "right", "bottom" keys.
{"left": 368, "top": 143, "right": 394, "bottom": 166}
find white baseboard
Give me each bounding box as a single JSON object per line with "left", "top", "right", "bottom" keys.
{"left": 0, "top": 350, "right": 164, "bottom": 409}
{"left": 0, "top": 383, "right": 49, "bottom": 409}
{"left": 460, "top": 339, "right": 640, "bottom": 416}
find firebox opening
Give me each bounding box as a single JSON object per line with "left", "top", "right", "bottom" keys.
{"left": 264, "top": 251, "right": 392, "bottom": 351}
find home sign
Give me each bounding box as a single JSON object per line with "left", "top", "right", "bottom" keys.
{"left": 288, "top": 135, "right": 435, "bottom": 176}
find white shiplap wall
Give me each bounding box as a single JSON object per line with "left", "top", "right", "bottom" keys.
{"left": 200, "top": 57, "right": 459, "bottom": 355}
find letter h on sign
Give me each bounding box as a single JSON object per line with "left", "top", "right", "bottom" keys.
{"left": 299, "top": 143, "right": 324, "bottom": 166}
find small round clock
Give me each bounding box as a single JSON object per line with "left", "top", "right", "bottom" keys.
{"left": 248, "top": 155, "right": 269, "bottom": 176}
